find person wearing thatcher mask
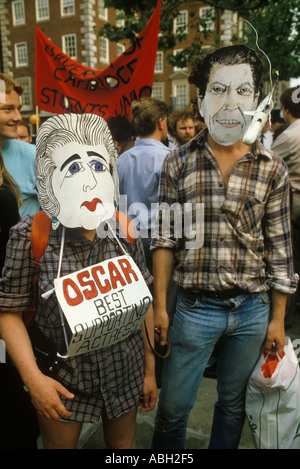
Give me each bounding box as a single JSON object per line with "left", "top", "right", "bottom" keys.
{"left": 0, "top": 113, "right": 157, "bottom": 449}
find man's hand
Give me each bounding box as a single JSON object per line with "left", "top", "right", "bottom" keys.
{"left": 154, "top": 307, "right": 169, "bottom": 347}
{"left": 28, "top": 373, "right": 74, "bottom": 420}
{"left": 264, "top": 318, "right": 285, "bottom": 357}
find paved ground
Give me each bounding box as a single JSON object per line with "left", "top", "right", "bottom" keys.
{"left": 75, "top": 312, "right": 300, "bottom": 450}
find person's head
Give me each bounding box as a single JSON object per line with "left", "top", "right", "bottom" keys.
{"left": 17, "top": 121, "right": 32, "bottom": 143}
{"left": 189, "top": 44, "right": 263, "bottom": 146}
{"left": 130, "top": 97, "right": 169, "bottom": 141}
{"left": 0, "top": 150, "right": 22, "bottom": 207}
{"left": 171, "top": 109, "right": 196, "bottom": 145}
{"left": 0, "top": 73, "right": 23, "bottom": 146}
{"left": 36, "top": 113, "right": 119, "bottom": 230}
{"left": 280, "top": 87, "right": 300, "bottom": 124}
{"left": 107, "top": 115, "right": 135, "bottom": 155}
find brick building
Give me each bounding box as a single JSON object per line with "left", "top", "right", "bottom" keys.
{"left": 0, "top": 0, "right": 287, "bottom": 123}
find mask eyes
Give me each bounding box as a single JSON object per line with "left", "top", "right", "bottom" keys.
{"left": 67, "top": 161, "right": 83, "bottom": 176}
{"left": 89, "top": 160, "right": 106, "bottom": 172}
{"left": 237, "top": 86, "right": 253, "bottom": 96}
{"left": 209, "top": 84, "right": 227, "bottom": 95}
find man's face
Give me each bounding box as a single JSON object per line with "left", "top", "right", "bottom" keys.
{"left": 175, "top": 118, "right": 196, "bottom": 145}
{"left": 51, "top": 142, "right": 115, "bottom": 230}
{"left": 198, "top": 63, "right": 258, "bottom": 146}
{"left": 0, "top": 90, "right": 22, "bottom": 145}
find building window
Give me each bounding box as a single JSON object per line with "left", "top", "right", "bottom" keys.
{"left": 62, "top": 34, "right": 77, "bottom": 59}
{"left": 116, "top": 10, "right": 125, "bottom": 27}
{"left": 15, "top": 42, "right": 28, "bottom": 67}
{"left": 98, "top": 0, "right": 108, "bottom": 20}
{"left": 173, "top": 82, "right": 189, "bottom": 109}
{"left": 17, "top": 77, "right": 32, "bottom": 110}
{"left": 117, "top": 43, "right": 125, "bottom": 57}
{"left": 61, "top": 0, "right": 75, "bottom": 17}
{"left": 36, "top": 0, "right": 50, "bottom": 21}
{"left": 12, "top": 0, "right": 25, "bottom": 26}
{"left": 155, "top": 52, "right": 163, "bottom": 74}
{"left": 174, "top": 10, "right": 188, "bottom": 34}
{"left": 99, "top": 37, "right": 109, "bottom": 63}
{"left": 199, "top": 7, "right": 215, "bottom": 32}
{"left": 152, "top": 83, "right": 165, "bottom": 102}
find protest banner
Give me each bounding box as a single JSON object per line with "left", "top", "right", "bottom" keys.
{"left": 35, "top": 0, "right": 161, "bottom": 119}
{"left": 54, "top": 255, "right": 152, "bottom": 356}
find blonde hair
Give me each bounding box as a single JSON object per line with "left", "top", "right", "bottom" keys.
{"left": 0, "top": 73, "right": 23, "bottom": 96}
{"left": 0, "top": 151, "right": 23, "bottom": 207}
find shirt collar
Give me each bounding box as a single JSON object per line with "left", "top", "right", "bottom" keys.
{"left": 189, "top": 128, "right": 272, "bottom": 161}
{"left": 135, "top": 138, "right": 170, "bottom": 150}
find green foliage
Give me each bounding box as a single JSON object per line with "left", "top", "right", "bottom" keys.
{"left": 245, "top": 0, "right": 300, "bottom": 80}
{"left": 98, "top": 0, "right": 300, "bottom": 81}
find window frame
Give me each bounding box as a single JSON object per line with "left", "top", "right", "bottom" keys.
{"left": 62, "top": 33, "right": 77, "bottom": 59}
{"left": 35, "top": 0, "right": 50, "bottom": 21}
{"left": 12, "top": 0, "right": 25, "bottom": 26}
{"left": 15, "top": 42, "right": 28, "bottom": 67}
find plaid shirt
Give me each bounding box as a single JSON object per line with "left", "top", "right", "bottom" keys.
{"left": 151, "top": 129, "right": 298, "bottom": 294}
{"left": 0, "top": 215, "right": 152, "bottom": 423}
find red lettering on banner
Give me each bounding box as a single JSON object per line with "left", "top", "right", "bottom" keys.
{"left": 118, "top": 258, "right": 139, "bottom": 284}
{"left": 63, "top": 278, "right": 84, "bottom": 306}
{"left": 77, "top": 271, "right": 98, "bottom": 300}
{"left": 35, "top": 0, "right": 161, "bottom": 119}
{"left": 91, "top": 265, "right": 111, "bottom": 294}
{"left": 62, "top": 259, "right": 140, "bottom": 307}
{"left": 108, "top": 261, "right": 126, "bottom": 289}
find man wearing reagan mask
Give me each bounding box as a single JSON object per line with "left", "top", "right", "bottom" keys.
{"left": 0, "top": 113, "right": 157, "bottom": 449}
{"left": 151, "top": 45, "right": 297, "bottom": 449}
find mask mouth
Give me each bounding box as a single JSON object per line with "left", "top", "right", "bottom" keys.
{"left": 216, "top": 119, "right": 241, "bottom": 128}
{"left": 81, "top": 198, "right": 103, "bottom": 212}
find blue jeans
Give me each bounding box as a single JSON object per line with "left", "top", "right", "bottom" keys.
{"left": 151, "top": 289, "right": 270, "bottom": 449}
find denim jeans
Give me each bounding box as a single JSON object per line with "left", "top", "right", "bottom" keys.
{"left": 151, "top": 289, "right": 270, "bottom": 449}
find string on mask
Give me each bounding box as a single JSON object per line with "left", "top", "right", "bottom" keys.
{"left": 225, "top": 18, "right": 274, "bottom": 88}
{"left": 224, "top": 18, "right": 279, "bottom": 145}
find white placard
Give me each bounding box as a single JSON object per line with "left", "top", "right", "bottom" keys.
{"left": 54, "top": 255, "right": 152, "bottom": 356}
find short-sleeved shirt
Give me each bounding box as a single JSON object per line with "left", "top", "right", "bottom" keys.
{"left": 0, "top": 215, "right": 152, "bottom": 423}
{"left": 2, "top": 139, "right": 39, "bottom": 217}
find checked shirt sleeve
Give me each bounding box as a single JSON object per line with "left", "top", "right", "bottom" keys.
{"left": 263, "top": 158, "right": 298, "bottom": 294}
{"left": 0, "top": 216, "right": 35, "bottom": 313}
{"left": 151, "top": 151, "right": 182, "bottom": 252}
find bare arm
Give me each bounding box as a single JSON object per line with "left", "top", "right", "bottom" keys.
{"left": 152, "top": 248, "right": 175, "bottom": 346}
{"left": 140, "top": 304, "right": 157, "bottom": 412}
{"left": 0, "top": 313, "right": 74, "bottom": 420}
{"left": 264, "top": 289, "right": 286, "bottom": 356}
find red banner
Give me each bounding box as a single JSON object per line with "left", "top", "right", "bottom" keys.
{"left": 35, "top": 0, "right": 161, "bottom": 119}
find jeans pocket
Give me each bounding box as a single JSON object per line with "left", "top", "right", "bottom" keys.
{"left": 259, "top": 291, "right": 271, "bottom": 304}
{"left": 177, "top": 290, "right": 198, "bottom": 309}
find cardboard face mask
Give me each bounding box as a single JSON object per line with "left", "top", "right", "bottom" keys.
{"left": 198, "top": 63, "right": 259, "bottom": 146}
{"left": 36, "top": 113, "right": 119, "bottom": 230}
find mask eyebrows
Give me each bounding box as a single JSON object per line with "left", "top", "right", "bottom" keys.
{"left": 87, "top": 151, "right": 107, "bottom": 161}
{"left": 60, "top": 153, "right": 81, "bottom": 171}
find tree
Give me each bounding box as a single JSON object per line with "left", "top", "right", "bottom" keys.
{"left": 98, "top": 0, "right": 300, "bottom": 81}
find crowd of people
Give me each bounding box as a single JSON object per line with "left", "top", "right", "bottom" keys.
{"left": 0, "top": 40, "right": 299, "bottom": 450}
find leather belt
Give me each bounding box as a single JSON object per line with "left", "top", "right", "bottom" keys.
{"left": 182, "top": 287, "right": 245, "bottom": 301}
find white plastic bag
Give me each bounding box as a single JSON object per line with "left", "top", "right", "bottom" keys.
{"left": 246, "top": 337, "right": 300, "bottom": 449}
